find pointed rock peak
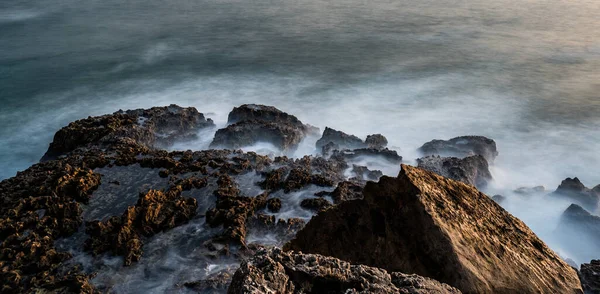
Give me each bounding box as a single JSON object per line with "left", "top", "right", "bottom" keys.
{"left": 285, "top": 164, "right": 582, "bottom": 294}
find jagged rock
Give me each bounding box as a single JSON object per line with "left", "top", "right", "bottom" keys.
{"left": 580, "top": 260, "right": 600, "bottom": 294}
{"left": 246, "top": 215, "right": 306, "bottom": 245}
{"left": 258, "top": 156, "right": 346, "bottom": 192}
{"left": 42, "top": 104, "right": 214, "bottom": 161}
{"left": 84, "top": 187, "right": 197, "bottom": 265}
{"left": 351, "top": 165, "right": 383, "bottom": 181}
{"left": 555, "top": 204, "right": 600, "bottom": 264}
{"left": 184, "top": 268, "right": 236, "bottom": 293}
{"left": 365, "top": 134, "right": 388, "bottom": 149}
{"left": 418, "top": 136, "right": 498, "bottom": 163}
{"left": 211, "top": 105, "right": 317, "bottom": 152}
{"left": 266, "top": 198, "right": 282, "bottom": 212}
{"left": 416, "top": 155, "right": 492, "bottom": 188}
{"left": 551, "top": 178, "right": 600, "bottom": 212}
{"left": 227, "top": 247, "right": 461, "bottom": 294}
{"left": 285, "top": 164, "right": 582, "bottom": 293}
{"left": 316, "top": 127, "right": 366, "bottom": 150}
{"left": 332, "top": 148, "right": 402, "bottom": 164}
{"left": 315, "top": 181, "right": 364, "bottom": 204}
{"left": 300, "top": 197, "right": 332, "bottom": 212}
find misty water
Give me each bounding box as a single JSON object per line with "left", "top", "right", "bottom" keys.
{"left": 1, "top": 0, "right": 600, "bottom": 291}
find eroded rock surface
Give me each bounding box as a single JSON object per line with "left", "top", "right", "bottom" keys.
{"left": 416, "top": 155, "right": 492, "bottom": 188}
{"left": 580, "top": 260, "right": 600, "bottom": 294}
{"left": 286, "top": 164, "right": 582, "bottom": 293}
{"left": 228, "top": 247, "right": 461, "bottom": 294}
{"left": 316, "top": 127, "right": 366, "bottom": 150}
{"left": 551, "top": 178, "right": 600, "bottom": 212}
{"left": 418, "top": 136, "right": 498, "bottom": 163}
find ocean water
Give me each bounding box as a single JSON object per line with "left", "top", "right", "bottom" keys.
{"left": 1, "top": 0, "right": 600, "bottom": 287}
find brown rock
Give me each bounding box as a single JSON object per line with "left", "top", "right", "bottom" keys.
{"left": 227, "top": 247, "right": 461, "bottom": 294}
{"left": 285, "top": 164, "right": 582, "bottom": 294}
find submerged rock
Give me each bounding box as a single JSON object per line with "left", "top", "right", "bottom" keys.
{"left": 551, "top": 178, "right": 600, "bottom": 212}
{"left": 416, "top": 155, "right": 492, "bottom": 188}
{"left": 227, "top": 247, "right": 461, "bottom": 294}
{"left": 211, "top": 104, "right": 317, "bottom": 152}
{"left": 580, "top": 260, "right": 600, "bottom": 294}
{"left": 285, "top": 164, "right": 582, "bottom": 293}
{"left": 418, "top": 136, "right": 498, "bottom": 163}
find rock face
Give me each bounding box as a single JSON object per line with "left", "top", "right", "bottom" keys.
{"left": 551, "top": 178, "right": 600, "bottom": 212}
{"left": 285, "top": 164, "right": 582, "bottom": 294}
{"left": 580, "top": 260, "right": 600, "bottom": 294}
{"left": 316, "top": 127, "right": 366, "bottom": 150}
{"left": 365, "top": 134, "right": 388, "bottom": 149}
{"left": 416, "top": 155, "right": 492, "bottom": 188}
{"left": 211, "top": 104, "right": 317, "bottom": 152}
{"left": 42, "top": 104, "right": 214, "bottom": 161}
{"left": 555, "top": 204, "right": 600, "bottom": 264}
{"left": 418, "top": 136, "right": 498, "bottom": 163}
{"left": 227, "top": 247, "right": 461, "bottom": 294}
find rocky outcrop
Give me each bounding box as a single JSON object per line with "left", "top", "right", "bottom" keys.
{"left": 315, "top": 181, "right": 364, "bottom": 204}
{"left": 418, "top": 136, "right": 498, "bottom": 163}
{"left": 551, "top": 178, "right": 600, "bottom": 212}
{"left": 416, "top": 155, "right": 492, "bottom": 188}
{"left": 227, "top": 247, "right": 461, "bottom": 294}
{"left": 332, "top": 147, "right": 402, "bottom": 164}
{"left": 300, "top": 197, "right": 332, "bottom": 212}
{"left": 42, "top": 104, "right": 214, "bottom": 161}
{"left": 84, "top": 187, "right": 198, "bottom": 265}
{"left": 555, "top": 204, "right": 600, "bottom": 264}
{"left": 580, "top": 260, "right": 600, "bottom": 294}
{"left": 316, "top": 127, "right": 366, "bottom": 150}
{"left": 211, "top": 104, "right": 317, "bottom": 151}
{"left": 365, "top": 134, "right": 388, "bottom": 149}
{"left": 285, "top": 164, "right": 582, "bottom": 293}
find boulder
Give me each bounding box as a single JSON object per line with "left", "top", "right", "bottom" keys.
{"left": 285, "top": 164, "right": 582, "bottom": 293}
{"left": 42, "top": 105, "right": 214, "bottom": 161}
{"left": 551, "top": 178, "right": 600, "bottom": 212}
{"left": 416, "top": 155, "right": 492, "bottom": 188}
{"left": 365, "top": 134, "right": 388, "bottom": 149}
{"left": 333, "top": 148, "right": 402, "bottom": 164}
{"left": 418, "top": 136, "right": 498, "bottom": 163}
{"left": 227, "top": 247, "right": 461, "bottom": 294}
{"left": 580, "top": 260, "right": 600, "bottom": 294}
{"left": 316, "top": 127, "right": 366, "bottom": 150}
{"left": 211, "top": 105, "right": 317, "bottom": 152}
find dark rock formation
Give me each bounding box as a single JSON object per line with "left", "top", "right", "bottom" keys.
{"left": 418, "top": 136, "right": 498, "bottom": 163}
{"left": 580, "top": 260, "right": 600, "bottom": 294}
{"left": 285, "top": 164, "right": 582, "bottom": 293}
{"left": 332, "top": 148, "right": 402, "bottom": 164}
{"left": 551, "top": 178, "right": 600, "bottom": 212}
{"left": 316, "top": 127, "right": 366, "bottom": 150}
{"left": 266, "top": 198, "right": 282, "bottom": 212}
{"left": 514, "top": 186, "right": 546, "bottom": 195}
{"left": 42, "top": 104, "right": 214, "bottom": 161}
{"left": 491, "top": 194, "right": 506, "bottom": 204}
{"left": 84, "top": 187, "right": 198, "bottom": 265}
{"left": 228, "top": 247, "right": 461, "bottom": 294}
{"left": 555, "top": 204, "right": 600, "bottom": 264}
{"left": 184, "top": 268, "right": 236, "bottom": 293}
{"left": 211, "top": 104, "right": 317, "bottom": 151}
{"left": 351, "top": 165, "right": 383, "bottom": 181}
{"left": 315, "top": 181, "right": 364, "bottom": 204}
{"left": 300, "top": 197, "right": 332, "bottom": 212}
{"left": 365, "top": 134, "right": 388, "bottom": 149}
{"left": 416, "top": 155, "right": 492, "bottom": 188}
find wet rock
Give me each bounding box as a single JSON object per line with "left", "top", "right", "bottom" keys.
{"left": 332, "top": 148, "right": 402, "bottom": 164}
{"left": 416, "top": 155, "right": 492, "bottom": 188}
{"left": 246, "top": 215, "right": 306, "bottom": 245}
{"left": 580, "top": 260, "right": 600, "bottom": 294}
{"left": 227, "top": 247, "right": 461, "bottom": 294}
{"left": 211, "top": 105, "right": 317, "bottom": 152}
{"left": 285, "top": 164, "right": 582, "bottom": 293}
{"left": 514, "top": 186, "right": 546, "bottom": 195}
{"left": 258, "top": 156, "right": 345, "bottom": 193}
{"left": 555, "top": 204, "right": 600, "bottom": 264}
{"left": 316, "top": 127, "right": 366, "bottom": 151}
{"left": 351, "top": 165, "right": 383, "bottom": 181}
{"left": 266, "top": 198, "right": 282, "bottom": 212}
{"left": 551, "top": 178, "right": 600, "bottom": 212}
{"left": 300, "top": 197, "right": 332, "bottom": 212}
{"left": 365, "top": 134, "right": 388, "bottom": 149}
{"left": 418, "top": 136, "right": 498, "bottom": 163}
{"left": 315, "top": 181, "right": 364, "bottom": 204}
{"left": 184, "top": 268, "right": 236, "bottom": 293}
{"left": 42, "top": 105, "right": 214, "bottom": 161}
{"left": 84, "top": 188, "right": 197, "bottom": 265}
